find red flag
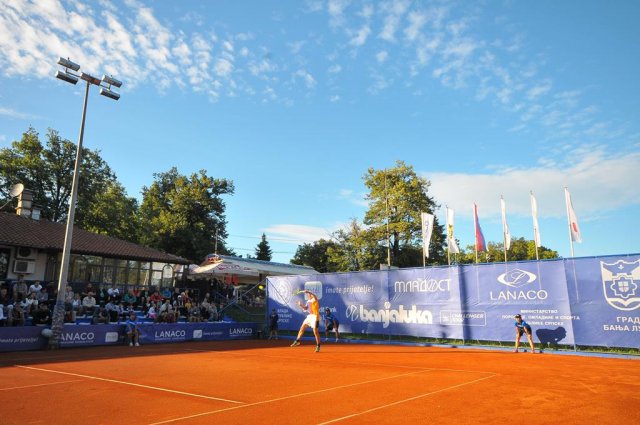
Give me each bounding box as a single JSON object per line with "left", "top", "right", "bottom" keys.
{"left": 473, "top": 203, "right": 486, "bottom": 252}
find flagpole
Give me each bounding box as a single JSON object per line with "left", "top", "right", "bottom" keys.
{"left": 530, "top": 191, "right": 539, "bottom": 261}
{"left": 564, "top": 187, "right": 575, "bottom": 257}
{"left": 473, "top": 203, "right": 478, "bottom": 264}
{"left": 446, "top": 206, "right": 451, "bottom": 266}
{"left": 500, "top": 196, "right": 507, "bottom": 263}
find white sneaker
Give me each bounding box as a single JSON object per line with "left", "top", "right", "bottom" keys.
{"left": 129, "top": 342, "right": 133, "bottom": 347}
{"left": 135, "top": 342, "right": 140, "bottom": 347}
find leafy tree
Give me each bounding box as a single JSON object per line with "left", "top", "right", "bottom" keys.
{"left": 291, "top": 239, "right": 340, "bottom": 273}
{"left": 138, "top": 167, "right": 234, "bottom": 262}
{"left": 81, "top": 181, "right": 140, "bottom": 243}
{"left": 0, "top": 127, "right": 138, "bottom": 241}
{"left": 457, "top": 237, "right": 559, "bottom": 264}
{"left": 326, "top": 218, "right": 385, "bottom": 272}
{"left": 255, "top": 233, "right": 273, "bottom": 261}
{"left": 362, "top": 160, "right": 446, "bottom": 267}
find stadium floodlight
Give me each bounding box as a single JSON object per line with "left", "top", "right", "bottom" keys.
{"left": 99, "top": 87, "right": 120, "bottom": 101}
{"left": 57, "top": 57, "right": 80, "bottom": 72}
{"left": 55, "top": 70, "right": 78, "bottom": 85}
{"left": 102, "top": 74, "right": 122, "bottom": 88}
{"left": 49, "top": 57, "right": 122, "bottom": 349}
{"left": 80, "top": 72, "right": 101, "bottom": 86}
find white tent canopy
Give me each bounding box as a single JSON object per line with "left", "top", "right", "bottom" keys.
{"left": 189, "top": 254, "right": 318, "bottom": 278}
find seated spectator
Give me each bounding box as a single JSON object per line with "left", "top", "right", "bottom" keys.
{"left": 188, "top": 302, "right": 201, "bottom": 323}
{"left": 0, "top": 302, "right": 6, "bottom": 327}
{"left": 123, "top": 303, "right": 135, "bottom": 322}
{"left": 10, "top": 303, "right": 25, "bottom": 326}
{"left": 105, "top": 299, "right": 119, "bottom": 323}
{"left": 107, "top": 284, "right": 120, "bottom": 302}
{"left": 12, "top": 278, "right": 28, "bottom": 301}
{"left": 147, "top": 302, "right": 158, "bottom": 322}
{"left": 138, "top": 287, "right": 150, "bottom": 307}
{"left": 97, "top": 287, "right": 108, "bottom": 305}
{"left": 71, "top": 293, "right": 83, "bottom": 316}
{"left": 21, "top": 292, "right": 38, "bottom": 316}
{"left": 0, "top": 287, "right": 13, "bottom": 307}
{"left": 158, "top": 299, "right": 176, "bottom": 323}
{"left": 82, "top": 293, "right": 97, "bottom": 315}
{"left": 149, "top": 290, "right": 163, "bottom": 304}
{"left": 64, "top": 285, "right": 74, "bottom": 304}
{"left": 125, "top": 312, "right": 140, "bottom": 347}
{"left": 36, "top": 287, "right": 49, "bottom": 304}
{"left": 28, "top": 280, "right": 43, "bottom": 296}
{"left": 84, "top": 282, "right": 96, "bottom": 297}
{"left": 161, "top": 287, "right": 172, "bottom": 300}
{"left": 92, "top": 305, "right": 110, "bottom": 324}
{"left": 123, "top": 289, "right": 137, "bottom": 307}
{"left": 32, "top": 303, "right": 52, "bottom": 325}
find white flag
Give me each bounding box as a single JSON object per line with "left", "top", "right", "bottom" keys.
{"left": 446, "top": 207, "right": 460, "bottom": 254}
{"left": 530, "top": 191, "right": 541, "bottom": 248}
{"left": 500, "top": 196, "right": 511, "bottom": 250}
{"left": 421, "top": 212, "right": 435, "bottom": 259}
{"left": 565, "top": 187, "right": 582, "bottom": 243}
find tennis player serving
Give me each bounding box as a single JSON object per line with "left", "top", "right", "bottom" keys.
{"left": 290, "top": 290, "right": 321, "bottom": 353}
{"left": 514, "top": 314, "right": 536, "bottom": 353}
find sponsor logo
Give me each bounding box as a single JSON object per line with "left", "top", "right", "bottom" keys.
{"left": 394, "top": 278, "right": 450, "bottom": 293}
{"left": 61, "top": 332, "right": 95, "bottom": 342}
{"left": 155, "top": 330, "right": 186, "bottom": 339}
{"left": 304, "top": 281, "right": 323, "bottom": 299}
{"left": 229, "top": 327, "right": 253, "bottom": 336}
{"left": 345, "top": 302, "right": 432, "bottom": 328}
{"left": 490, "top": 268, "right": 546, "bottom": 302}
{"left": 601, "top": 260, "right": 640, "bottom": 311}
{"left": 497, "top": 269, "right": 537, "bottom": 288}
{"left": 105, "top": 332, "right": 119, "bottom": 343}
{"left": 193, "top": 330, "right": 203, "bottom": 339}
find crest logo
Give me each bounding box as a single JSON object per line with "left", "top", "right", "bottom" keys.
{"left": 601, "top": 259, "right": 640, "bottom": 311}
{"left": 497, "top": 269, "right": 537, "bottom": 288}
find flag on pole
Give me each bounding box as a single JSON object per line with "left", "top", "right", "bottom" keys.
{"left": 530, "top": 191, "right": 541, "bottom": 248}
{"left": 565, "top": 187, "right": 582, "bottom": 243}
{"left": 446, "top": 207, "right": 460, "bottom": 254}
{"left": 500, "top": 196, "right": 511, "bottom": 250}
{"left": 420, "top": 212, "right": 435, "bottom": 259}
{"left": 473, "top": 203, "right": 486, "bottom": 252}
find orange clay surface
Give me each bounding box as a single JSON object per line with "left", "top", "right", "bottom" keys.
{"left": 0, "top": 340, "right": 638, "bottom": 425}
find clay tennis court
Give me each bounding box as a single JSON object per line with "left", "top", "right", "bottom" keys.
{"left": 1, "top": 340, "right": 637, "bottom": 424}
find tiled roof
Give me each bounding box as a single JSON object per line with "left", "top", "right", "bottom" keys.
{"left": 0, "top": 212, "right": 190, "bottom": 264}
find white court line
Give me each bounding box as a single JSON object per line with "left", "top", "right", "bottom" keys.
{"left": 182, "top": 348, "right": 496, "bottom": 375}
{"left": 15, "top": 365, "right": 244, "bottom": 404}
{"left": 318, "top": 373, "right": 498, "bottom": 424}
{"left": 148, "top": 368, "right": 435, "bottom": 425}
{"left": 0, "top": 379, "right": 82, "bottom": 391}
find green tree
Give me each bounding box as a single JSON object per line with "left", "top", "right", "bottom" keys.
{"left": 138, "top": 167, "right": 234, "bottom": 262}
{"left": 362, "top": 160, "right": 446, "bottom": 267}
{"left": 457, "top": 237, "right": 559, "bottom": 264}
{"left": 255, "top": 233, "right": 273, "bottom": 261}
{"left": 291, "top": 239, "right": 340, "bottom": 273}
{"left": 326, "top": 218, "right": 385, "bottom": 272}
{"left": 0, "top": 127, "right": 138, "bottom": 241}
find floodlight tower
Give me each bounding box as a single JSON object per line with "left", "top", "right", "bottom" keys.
{"left": 49, "top": 57, "right": 122, "bottom": 349}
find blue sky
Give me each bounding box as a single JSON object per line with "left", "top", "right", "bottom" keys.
{"left": 1, "top": 0, "right": 639, "bottom": 264}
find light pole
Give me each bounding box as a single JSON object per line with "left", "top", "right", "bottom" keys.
{"left": 48, "top": 57, "right": 121, "bottom": 349}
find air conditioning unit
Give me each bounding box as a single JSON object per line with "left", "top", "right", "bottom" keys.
{"left": 13, "top": 260, "right": 36, "bottom": 274}
{"left": 16, "top": 247, "right": 38, "bottom": 260}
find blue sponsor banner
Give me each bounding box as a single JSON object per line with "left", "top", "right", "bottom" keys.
{"left": 0, "top": 322, "right": 260, "bottom": 352}
{"left": 567, "top": 255, "right": 640, "bottom": 348}
{"left": 267, "top": 254, "right": 640, "bottom": 349}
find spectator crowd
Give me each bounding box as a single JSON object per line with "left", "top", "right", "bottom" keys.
{"left": 0, "top": 277, "right": 227, "bottom": 327}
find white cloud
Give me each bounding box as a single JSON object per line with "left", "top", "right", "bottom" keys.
{"left": 349, "top": 24, "right": 371, "bottom": 46}
{"left": 328, "top": 64, "right": 342, "bottom": 73}
{"left": 263, "top": 224, "right": 335, "bottom": 244}
{"left": 425, "top": 150, "right": 640, "bottom": 219}
{"left": 294, "top": 69, "right": 316, "bottom": 88}
{"left": 330, "top": 94, "right": 340, "bottom": 102}
{"left": 0, "top": 106, "right": 39, "bottom": 120}
{"left": 375, "top": 50, "right": 388, "bottom": 63}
